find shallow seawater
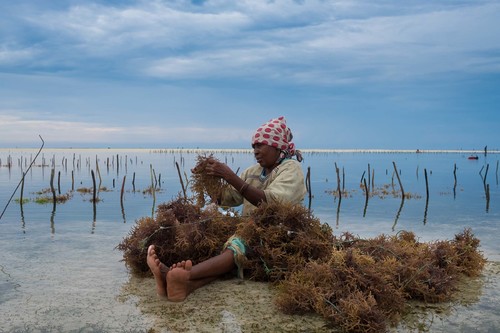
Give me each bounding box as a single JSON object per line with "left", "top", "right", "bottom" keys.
{"left": 0, "top": 148, "right": 498, "bottom": 332}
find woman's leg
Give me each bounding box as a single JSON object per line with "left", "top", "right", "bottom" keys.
{"left": 146, "top": 245, "right": 170, "bottom": 298}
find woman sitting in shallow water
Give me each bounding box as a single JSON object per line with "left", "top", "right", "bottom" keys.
{"left": 147, "top": 116, "right": 307, "bottom": 301}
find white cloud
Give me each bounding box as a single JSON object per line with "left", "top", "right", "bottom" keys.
{"left": 145, "top": 46, "right": 275, "bottom": 78}
{"left": 0, "top": 45, "right": 36, "bottom": 65}
{"left": 140, "top": 2, "right": 500, "bottom": 83}
{"left": 5, "top": 0, "right": 499, "bottom": 84}
{"left": 30, "top": 2, "right": 250, "bottom": 55}
{"left": 0, "top": 114, "right": 250, "bottom": 146}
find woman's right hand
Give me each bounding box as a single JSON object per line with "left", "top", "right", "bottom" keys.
{"left": 191, "top": 157, "right": 216, "bottom": 174}
{"left": 205, "top": 159, "right": 233, "bottom": 180}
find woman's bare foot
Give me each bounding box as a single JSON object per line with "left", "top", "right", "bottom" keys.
{"left": 146, "top": 245, "right": 168, "bottom": 298}
{"left": 166, "top": 260, "right": 193, "bottom": 302}
{"left": 171, "top": 261, "right": 186, "bottom": 270}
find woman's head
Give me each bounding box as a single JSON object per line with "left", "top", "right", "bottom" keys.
{"left": 252, "top": 116, "right": 302, "bottom": 163}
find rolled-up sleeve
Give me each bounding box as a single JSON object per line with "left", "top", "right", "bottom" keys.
{"left": 263, "top": 160, "right": 307, "bottom": 205}
{"left": 220, "top": 159, "right": 307, "bottom": 215}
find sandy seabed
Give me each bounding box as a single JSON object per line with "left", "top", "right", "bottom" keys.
{"left": 120, "top": 277, "right": 331, "bottom": 333}
{"left": 118, "top": 262, "right": 500, "bottom": 333}
{"left": 1, "top": 258, "right": 498, "bottom": 332}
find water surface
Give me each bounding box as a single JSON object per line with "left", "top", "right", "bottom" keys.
{"left": 0, "top": 149, "right": 498, "bottom": 332}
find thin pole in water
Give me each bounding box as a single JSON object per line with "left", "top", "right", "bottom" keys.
{"left": 0, "top": 135, "right": 44, "bottom": 221}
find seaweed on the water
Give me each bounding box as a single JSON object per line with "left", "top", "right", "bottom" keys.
{"left": 118, "top": 154, "right": 486, "bottom": 333}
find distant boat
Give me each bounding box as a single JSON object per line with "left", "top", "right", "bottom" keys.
{"left": 468, "top": 155, "right": 479, "bottom": 160}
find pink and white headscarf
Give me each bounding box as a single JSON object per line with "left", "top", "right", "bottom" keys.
{"left": 252, "top": 116, "right": 303, "bottom": 162}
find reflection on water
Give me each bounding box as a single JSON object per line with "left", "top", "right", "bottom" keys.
{"left": 392, "top": 197, "right": 405, "bottom": 231}
{"left": 50, "top": 209, "right": 56, "bottom": 234}
{"left": 0, "top": 149, "right": 499, "bottom": 332}
{"left": 423, "top": 195, "right": 429, "bottom": 225}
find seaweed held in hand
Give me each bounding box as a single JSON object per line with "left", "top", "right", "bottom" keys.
{"left": 190, "top": 154, "right": 230, "bottom": 207}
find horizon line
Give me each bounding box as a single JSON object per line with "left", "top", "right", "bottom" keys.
{"left": 0, "top": 148, "right": 497, "bottom": 154}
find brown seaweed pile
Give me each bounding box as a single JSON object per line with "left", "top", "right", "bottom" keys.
{"left": 118, "top": 157, "right": 486, "bottom": 332}
{"left": 236, "top": 202, "right": 335, "bottom": 282}
{"left": 117, "top": 197, "right": 240, "bottom": 275}
{"left": 275, "top": 229, "right": 486, "bottom": 332}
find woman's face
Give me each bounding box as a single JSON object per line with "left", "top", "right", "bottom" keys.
{"left": 253, "top": 143, "right": 280, "bottom": 169}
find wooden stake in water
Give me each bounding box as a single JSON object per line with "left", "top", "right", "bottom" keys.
{"left": 335, "top": 162, "right": 341, "bottom": 200}
{"left": 91, "top": 170, "right": 97, "bottom": 203}
{"left": 176, "top": 162, "right": 187, "bottom": 200}
{"left": 424, "top": 168, "right": 429, "bottom": 199}
{"left": 20, "top": 166, "right": 25, "bottom": 206}
{"left": 363, "top": 178, "right": 369, "bottom": 217}
{"left": 342, "top": 167, "right": 345, "bottom": 191}
{"left": 482, "top": 164, "right": 489, "bottom": 190}
{"left": 392, "top": 161, "right": 405, "bottom": 230}
{"left": 152, "top": 168, "right": 158, "bottom": 188}
{"left": 0, "top": 135, "right": 44, "bottom": 221}
{"left": 91, "top": 169, "right": 97, "bottom": 221}
{"left": 120, "top": 175, "right": 126, "bottom": 207}
{"left": 496, "top": 160, "right": 499, "bottom": 185}
{"left": 392, "top": 161, "right": 405, "bottom": 198}
{"left": 50, "top": 168, "right": 57, "bottom": 212}
{"left": 453, "top": 163, "right": 457, "bottom": 199}
{"left": 306, "top": 166, "right": 312, "bottom": 213}
{"left": 96, "top": 156, "right": 102, "bottom": 193}
{"left": 423, "top": 168, "right": 429, "bottom": 225}
{"left": 367, "top": 163, "right": 371, "bottom": 190}
{"left": 486, "top": 184, "right": 490, "bottom": 213}
{"left": 57, "top": 171, "right": 61, "bottom": 195}
{"left": 480, "top": 164, "right": 490, "bottom": 212}
{"left": 371, "top": 168, "right": 375, "bottom": 191}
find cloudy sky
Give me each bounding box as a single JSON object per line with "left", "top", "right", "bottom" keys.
{"left": 1, "top": 0, "right": 499, "bottom": 150}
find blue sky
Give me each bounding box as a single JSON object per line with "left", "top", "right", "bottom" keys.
{"left": 1, "top": 0, "right": 499, "bottom": 150}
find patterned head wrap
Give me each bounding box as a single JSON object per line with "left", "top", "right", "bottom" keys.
{"left": 252, "top": 116, "right": 303, "bottom": 162}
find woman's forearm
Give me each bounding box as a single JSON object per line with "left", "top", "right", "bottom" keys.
{"left": 224, "top": 173, "right": 266, "bottom": 207}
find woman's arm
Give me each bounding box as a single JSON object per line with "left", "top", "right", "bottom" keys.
{"left": 205, "top": 159, "right": 266, "bottom": 206}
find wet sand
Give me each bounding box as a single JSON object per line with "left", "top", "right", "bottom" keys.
{"left": 120, "top": 262, "right": 500, "bottom": 333}
{"left": 120, "top": 276, "right": 333, "bottom": 333}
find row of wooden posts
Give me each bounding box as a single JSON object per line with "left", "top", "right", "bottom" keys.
{"left": 321, "top": 160, "right": 497, "bottom": 228}
{"left": 4, "top": 152, "right": 499, "bottom": 226}
{"left": 12, "top": 152, "right": 165, "bottom": 224}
